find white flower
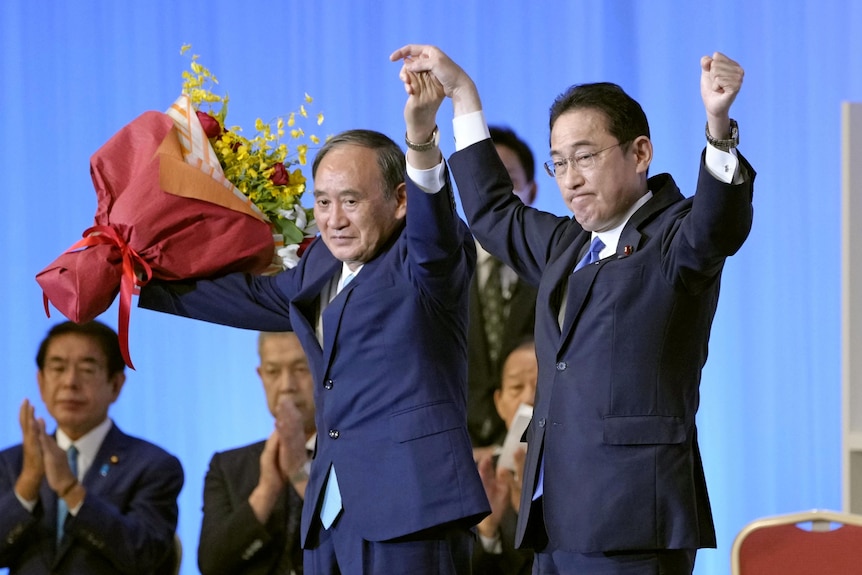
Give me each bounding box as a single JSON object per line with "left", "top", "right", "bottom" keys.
{"left": 277, "top": 243, "right": 302, "bottom": 270}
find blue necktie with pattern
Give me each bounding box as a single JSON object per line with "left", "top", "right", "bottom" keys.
{"left": 57, "top": 444, "right": 79, "bottom": 545}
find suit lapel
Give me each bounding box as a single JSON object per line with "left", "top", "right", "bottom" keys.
{"left": 293, "top": 254, "right": 342, "bottom": 362}
{"left": 83, "top": 425, "right": 126, "bottom": 492}
{"left": 319, "top": 255, "right": 382, "bottom": 373}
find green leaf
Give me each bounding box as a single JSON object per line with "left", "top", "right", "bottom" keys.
{"left": 276, "top": 218, "right": 304, "bottom": 244}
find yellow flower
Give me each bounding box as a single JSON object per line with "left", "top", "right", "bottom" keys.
{"left": 180, "top": 46, "right": 327, "bottom": 264}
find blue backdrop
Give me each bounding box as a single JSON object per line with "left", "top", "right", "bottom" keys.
{"left": 2, "top": 2, "right": 860, "bottom": 574}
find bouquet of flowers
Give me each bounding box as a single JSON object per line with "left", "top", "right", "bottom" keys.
{"left": 36, "top": 46, "right": 323, "bottom": 368}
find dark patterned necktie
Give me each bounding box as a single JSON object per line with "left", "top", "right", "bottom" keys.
{"left": 482, "top": 257, "right": 506, "bottom": 365}
{"left": 274, "top": 486, "right": 304, "bottom": 574}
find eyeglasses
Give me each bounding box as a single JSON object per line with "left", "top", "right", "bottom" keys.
{"left": 543, "top": 142, "right": 624, "bottom": 177}
{"left": 43, "top": 360, "right": 107, "bottom": 384}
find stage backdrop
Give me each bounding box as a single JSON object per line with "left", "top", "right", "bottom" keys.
{"left": 2, "top": 2, "right": 860, "bottom": 574}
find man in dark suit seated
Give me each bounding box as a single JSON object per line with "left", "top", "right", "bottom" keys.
{"left": 473, "top": 337, "right": 536, "bottom": 575}
{"left": 198, "top": 331, "right": 315, "bottom": 575}
{"left": 468, "top": 126, "right": 539, "bottom": 451}
{"left": 0, "top": 320, "right": 184, "bottom": 575}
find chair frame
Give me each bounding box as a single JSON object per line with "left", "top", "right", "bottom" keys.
{"left": 730, "top": 508, "right": 862, "bottom": 575}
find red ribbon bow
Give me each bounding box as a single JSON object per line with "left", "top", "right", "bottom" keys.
{"left": 42, "top": 225, "right": 153, "bottom": 370}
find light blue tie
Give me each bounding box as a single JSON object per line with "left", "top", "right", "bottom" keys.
{"left": 535, "top": 236, "right": 606, "bottom": 501}
{"left": 319, "top": 464, "right": 342, "bottom": 529}
{"left": 57, "top": 445, "right": 79, "bottom": 545}
{"left": 338, "top": 271, "right": 355, "bottom": 293}
{"left": 319, "top": 270, "right": 355, "bottom": 529}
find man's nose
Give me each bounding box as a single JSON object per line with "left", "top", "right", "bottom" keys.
{"left": 277, "top": 370, "right": 298, "bottom": 393}
{"left": 328, "top": 202, "right": 348, "bottom": 228}
{"left": 561, "top": 164, "right": 586, "bottom": 188}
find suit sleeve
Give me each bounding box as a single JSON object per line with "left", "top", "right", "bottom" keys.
{"left": 139, "top": 268, "right": 296, "bottom": 331}
{"left": 62, "top": 448, "right": 184, "bottom": 575}
{"left": 0, "top": 448, "right": 40, "bottom": 568}
{"left": 404, "top": 170, "right": 476, "bottom": 310}
{"left": 198, "top": 452, "right": 279, "bottom": 575}
{"left": 667, "top": 151, "right": 755, "bottom": 294}
{"left": 449, "top": 140, "right": 570, "bottom": 287}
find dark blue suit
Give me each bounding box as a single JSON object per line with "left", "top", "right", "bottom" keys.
{"left": 139, "top": 176, "right": 489, "bottom": 554}
{"left": 0, "top": 424, "right": 184, "bottom": 574}
{"left": 450, "top": 139, "right": 754, "bottom": 554}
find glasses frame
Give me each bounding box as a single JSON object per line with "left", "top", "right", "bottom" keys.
{"left": 543, "top": 141, "right": 625, "bottom": 178}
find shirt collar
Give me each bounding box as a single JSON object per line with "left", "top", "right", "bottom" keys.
{"left": 593, "top": 191, "right": 653, "bottom": 258}
{"left": 56, "top": 418, "right": 113, "bottom": 479}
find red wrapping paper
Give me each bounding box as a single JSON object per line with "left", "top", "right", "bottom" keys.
{"left": 36, "top": 110, "right": 275, "bottom": 368}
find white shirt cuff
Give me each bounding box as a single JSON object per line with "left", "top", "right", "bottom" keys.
{"left": 453, "top": 110, "right": 491, "bottom": 151}
{"left": 15, "top": 491, "right": 37, "bottom": 513}
{"left": 406, "top": 162, "right": 446, "bottom": 194}
{"left": 405, "top": 110, "right": 491, "bottom": 191}
{"left": 479, "top": 530, "right": 503, "bottom": 554}
{"left": 705, "top": 144, "right": 741, "bottom": 184}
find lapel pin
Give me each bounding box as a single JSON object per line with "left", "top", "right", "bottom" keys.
{"left": 623, "top": 245, "right": 633, "bottom": 256}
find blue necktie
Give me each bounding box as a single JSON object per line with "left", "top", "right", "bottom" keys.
{"left": 57, "top": 445, "right": 79, "bottom": 545}
{"left": 319, "top": 270, "right": 355, "bottom": 529}
{"left": 574, "top": 236, "right": 605, "bottom": 273}
{"left": 338, "top": 272, "right": 355, "bottom": 294}
{"left": 536, "top": 236, "right": 606, "bottom": 501}
{"left": 319, "top": 465, "right": 342, "bottom": 529}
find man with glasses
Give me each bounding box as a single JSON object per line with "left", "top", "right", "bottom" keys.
{"left": 391, "top": 45, "right": 754, "bottom": 574}
{"left": 0, "top": 320, "right": 184, "bottom": 574}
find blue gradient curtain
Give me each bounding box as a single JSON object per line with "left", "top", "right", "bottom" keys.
{"left": 2, "top": 2, "right": 860, "bottom": 573}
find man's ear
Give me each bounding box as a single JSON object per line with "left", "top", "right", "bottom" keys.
{"left": 394, "top": 182, "right": 408, "bottom": 219}
{"left": 524, "top": 181, "right": 538, "bottom": 206}
{"left": 109, "top": 372, "right": 126, "bottom": 402}
{"left": 632, "top": 135, "right": 653, "bottom": 175}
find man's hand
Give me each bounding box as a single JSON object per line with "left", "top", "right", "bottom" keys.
{"left": 475, "top": 452, "right": 511, "bottom": 539}
{"left": 35, "top": 417, "right": 86, "bottom": 508}
{"left": 390, "top": 44, "right": 482, "bottom": 117}
{"left": 35, "top": 419, "right": 76, "bottom": 493}
{"left": 509, "top": 447, "right": 526, "bottom": 513}
{"left": 249, "top": 431, "right": 285, "bottom": 523}
{"left": 14, "top": 399, "right": 45, "bottom": 501}
{"left": 701, "top": 52, "right": 744, "bottom": 138}
{"left": 274, "top": 398, "right": 309, "bottom": 489}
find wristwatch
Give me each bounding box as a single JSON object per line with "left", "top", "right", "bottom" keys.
{"left": 705, "top": 119, "right": 739, "bottom": 152}
{"left": 405, "top": 125, "right": 440, "bottom": 152}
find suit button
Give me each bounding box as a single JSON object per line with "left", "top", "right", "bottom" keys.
{"left": 556, "top": 361, "right": 567, "bottom": 371}
{"left": 328, "top": 429, "right": 340, "bottom": 439}
{"left": 538, "top": 418, "right": 546, "bottom": 427}
{"left": 324, "top": 379, "right": 334, "bottom": 390}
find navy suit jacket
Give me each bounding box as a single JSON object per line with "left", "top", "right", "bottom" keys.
{"left": 139, "top": 175, "right": 490, "bottom": 545}
{"left": 198, "top": 441, "right": 303, "bottom": 575}
{"left": 467, "top": 257, "right": 537, "bottom": 447}
{"left": 450, "top": 139, "right": 754, "bottom": 553}
{"left": 0, "top": 424, "right": 184, "bottom": 574}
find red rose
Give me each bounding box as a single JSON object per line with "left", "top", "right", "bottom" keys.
{"left": 297, "top": 236, "right": 315, "bottom": 257}
{"left": 195, "top": 111, "right": 223, "bottom": 139}
{"left": 270, "top": 162, "right": 290, "bottom": 186}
